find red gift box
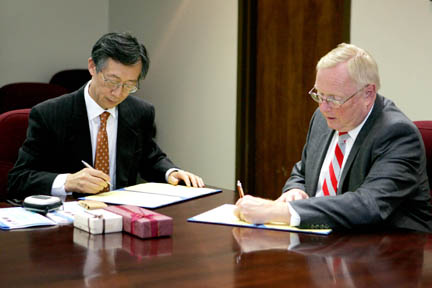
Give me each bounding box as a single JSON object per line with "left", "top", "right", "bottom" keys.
{"left": 105, "top": 205, "right": 173, "bottom": 239}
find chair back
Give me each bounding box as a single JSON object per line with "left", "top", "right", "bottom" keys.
{"left": 0, "top": 82, "right": 68, "bottom": 114}
{"left": 414, "top": 121, "right": 432, "bottom": 190}
{"left": 0, "top": 109, "right": 30, "bottom": 199}
{"left": 49, "top": 69, "right": 91, "bottom": 92}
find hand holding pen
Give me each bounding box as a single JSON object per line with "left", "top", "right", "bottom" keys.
{"left": 234, "top": 180, "right": 292, "bottom": 225}
{"left": 63, "top": 160, "right": 111, "bottom": 194}
{"left": 81, "top": 160, "right": 112, "bottom": 187}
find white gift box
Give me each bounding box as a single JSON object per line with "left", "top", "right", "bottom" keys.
{"left": 74, "top": 209, "right": 122, "bottom": 234}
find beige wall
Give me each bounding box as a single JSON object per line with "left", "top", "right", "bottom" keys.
{"left": 351, "top": 0, "right": 432, "bottom": 120}
{"left": 5, "top": 1, "right": 426, "bottom": 190}
{"left": 0, "top": 0, "right": 108, "bottom": 87}
{"left": 109, "top": 0, "right": 238, "bottom": 189}
{"left": 0, "top": 0, "right": 237, "bottom": 190}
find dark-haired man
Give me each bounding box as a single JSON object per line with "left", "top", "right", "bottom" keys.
{"left": 8, "top": 32, "right": 204, "bottom": 199}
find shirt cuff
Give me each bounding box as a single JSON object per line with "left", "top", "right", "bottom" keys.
{"left": 165, "top": 168, "right": 179, "bottom": 182}
{"left": 287, "top": 202, "right": 301, "bottom": 226}
{"left": 51, "top": 174, "right": 72, "bottom": 197}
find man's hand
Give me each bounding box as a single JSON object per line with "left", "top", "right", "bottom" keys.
{"left": 234, "top": 195, "right": 291, "bottom": 224}
{"left": 64, "top": 168, "right": 110, "bottom": 194}
{"left": 167, "top": 170, "right": 205, "bottom": 188}
{"left": 276, "top": 189, "right": 309, "bottom": 202}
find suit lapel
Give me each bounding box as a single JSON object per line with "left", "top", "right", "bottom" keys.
{"left": 116, "top": 100, "right": 138, "bottom": 187}
{"left": 338, "top": 95, "right": 383, "bottom": 193}
{"left": 67, "top": 88, "right": 93, "bottom": 165}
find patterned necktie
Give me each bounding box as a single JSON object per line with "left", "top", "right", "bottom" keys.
{"left": 322, "top": 132, "right": 350, "bottom": 196}
{"left": 94, "top": 111, "right": 110, "bottom": 192}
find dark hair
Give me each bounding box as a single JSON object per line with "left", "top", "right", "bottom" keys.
{"left": 91, "top": 32, "right": 150, "bottom": 79}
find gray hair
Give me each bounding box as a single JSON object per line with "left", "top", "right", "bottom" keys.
{"left": 317, "top": 43, "right": 380, "bottom": 91}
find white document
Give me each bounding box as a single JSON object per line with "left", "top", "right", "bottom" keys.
{"left": 0, "top": 207, "right": 56, "bottom": 230}
{"left": 81, "top": 182, "right": 221, "bottom": 208}
{"left": 188, "top": 204, "right": 332, "bottom": 235}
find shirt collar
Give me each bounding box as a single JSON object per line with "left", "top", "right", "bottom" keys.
{"left": 84, "top": 80, "right": 117, "bottom": 121}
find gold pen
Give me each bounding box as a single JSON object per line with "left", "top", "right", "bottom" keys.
{"left": 81, "top": 160, "right": 112, "bottom": 187}
{"left": 236, "top": 180, "right": 245, "bottom": 198}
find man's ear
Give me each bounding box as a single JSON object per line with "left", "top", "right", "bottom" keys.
{"left": 88, "top": 58, "right": 97, "bottom": 76}
{"left": 364, "top": 84, "right": 377, "bottom": 107}
{"left": 365, "top": 83, "right": 376, "bottom": 97}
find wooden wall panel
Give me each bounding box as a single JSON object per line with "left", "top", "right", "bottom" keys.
{"left": 237, "top": 0, "right": 351, "bottom": 199}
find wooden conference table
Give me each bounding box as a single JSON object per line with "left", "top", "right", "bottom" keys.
{"left": 1, "top": 188, "right": 432, "bottom": 287}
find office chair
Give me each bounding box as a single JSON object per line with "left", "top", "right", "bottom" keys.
{"left": 414, "top": 121, "right": 432, "bottom": 194}
{"left": 49, "top": 69, "right": 91, "bottom": 92}
{"left": 0, "top": 82, "right": 69, "bottom": 114}
{"left": 0, "top": 109, "right": 30, "bottom": 200}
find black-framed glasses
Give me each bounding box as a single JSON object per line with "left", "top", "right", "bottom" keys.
{"left": 309, "top": 85, "right": 368, "bottom": 108}
{"left": 101, "top": 73, "right": 139, "bottom": 94}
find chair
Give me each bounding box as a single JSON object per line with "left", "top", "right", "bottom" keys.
{"left": 0, "top": 109, "right": 30, "bottom": 200}
{"left": 414, "top": 121, "right": 432, "bottom": 190}
{"left": 0, "top": 82, "right": 69, "bottom": 114}
{"left": 49, "top": 69, "right": 91, "bottom": 92}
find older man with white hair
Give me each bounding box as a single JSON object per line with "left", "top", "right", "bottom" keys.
{"left": 236, "top": 43, "right": 432, "bottom": 232}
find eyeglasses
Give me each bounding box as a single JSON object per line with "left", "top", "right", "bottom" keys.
{"left": 101, "top": 73, "right": 139, "bottom": 94}
{"left": 309, "top": 85, "right": 367, "bottom": 108}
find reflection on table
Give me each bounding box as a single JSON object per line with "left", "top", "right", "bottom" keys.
{"left": 233, "top": 227, "right": 427, "bottom": 287}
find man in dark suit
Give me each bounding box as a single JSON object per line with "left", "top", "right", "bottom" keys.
{"left": 235, "top": 43, "right": 432, "bottom": 232}
{"left": 8, "top": 32, "right": 204, "bottom": 200}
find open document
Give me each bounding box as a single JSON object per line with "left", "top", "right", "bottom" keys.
{"left": 188, "top": 204, "right": 332, "bottom": 235}
{"left": 81, "top": 182, "right": 221, "bottom": 209}
{"left": 0, "top": 207, "right": 56, "bottom": 230}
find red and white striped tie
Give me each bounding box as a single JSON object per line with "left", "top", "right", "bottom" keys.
{"left": 322, "top": 132, "right": 349, "bottom": 196}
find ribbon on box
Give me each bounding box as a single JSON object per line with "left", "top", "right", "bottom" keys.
{"left": 117, "top": 206, "right": 159, "bottom": 237}
{"left": 84, "top": 210, "right": 106, "bottom": 234}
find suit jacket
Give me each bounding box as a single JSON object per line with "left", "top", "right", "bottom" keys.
{"left": 283, "top": 94, "right": 432, "bottom": 232}
{"left": 7, "top": 85, "right": 175, "bottom": 199}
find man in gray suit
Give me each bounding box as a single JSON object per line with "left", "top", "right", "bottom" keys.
{"left": 8, "top": 32, "right": 204, "bottom": 200}
{"left": 235, "top": 43, "right": 432, "bottom": 232}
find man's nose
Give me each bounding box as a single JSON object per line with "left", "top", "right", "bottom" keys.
{"left": 111, "top": 85, "right": 126, "bottom": 97}
{"left": 319, "top": 100, "right": 332, "bottom": 112}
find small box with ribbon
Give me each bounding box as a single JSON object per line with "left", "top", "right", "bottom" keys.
{"left": 74, "top": 209, "right": 123, "bottom": 234}
{"left": 104, "top": 205, "right": 173, "bottom": 239}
